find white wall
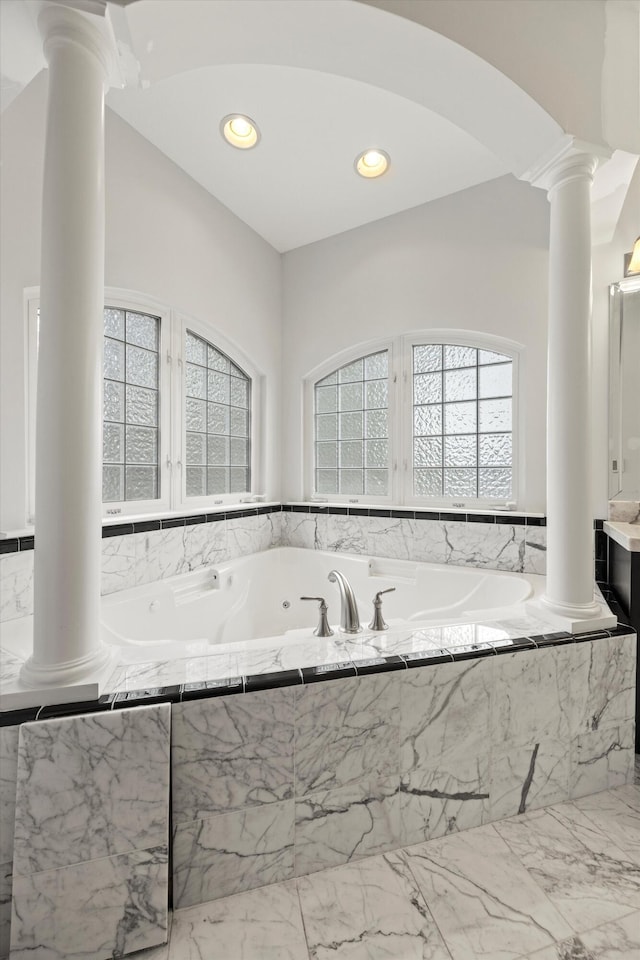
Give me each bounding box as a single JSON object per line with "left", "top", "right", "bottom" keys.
{"left": 281, "top": 175, "right": 550, "bottom": 512}
{"left": 0, "top": 71, "right": 282, "bottom": 530}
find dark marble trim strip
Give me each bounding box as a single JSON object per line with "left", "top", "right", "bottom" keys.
{"left": 0, "top": 539, "right": 18, "bottom": 554}
{"left": 353, "top": 655, "right": 406, "bottom": 675}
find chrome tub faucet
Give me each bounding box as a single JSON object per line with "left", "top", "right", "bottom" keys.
{"left": 328, "top": 570, "right": 361, "bottom": 634}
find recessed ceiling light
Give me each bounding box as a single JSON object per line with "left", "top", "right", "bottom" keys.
{"left": 221, "top": 114, "right": 260, "bottom": 150}
{"left": 355, "top": 149, "right": 390, "bottom": 179}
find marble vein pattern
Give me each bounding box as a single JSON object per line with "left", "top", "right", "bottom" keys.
{"left": 400, "top": 757, "right": 491, "bottom": 846}
{"left": 400, "top": 823, "right": 573, "bottom": 960}
{"left": 493, "top": 802, "right": 640, "bottom": 931}
{"left": 13, "top": 704, "right": 171, "bottom": 876}
{"left": 294, "top": 673, "right": 400, "bottom": 796}
{"left": 107, "top": 651, "right": 240, "bottom": 692}
{"left": 0, "top": 725, "right": 19, "bottom": 866}
{"left": 226, "top": 514, "right": 278, "bottom": 560}
{"left": 167, "top": 879, "right": 309, "bottom": 960}
{"left": 101, "top": 533, "right": 137, "bottom": 595}
{"left": 441, "top": 519, "right": 526, "bottom": 572}
{"left": 172, "top": 799, "right": 295, "bottom": 908}
{"left": 570, "top": 721, "right": 635, "bottom": 799}
{"left": 570, "top": 786, "right": 640, "bottom": 867}
{"left": 281, "top": 513, "right": 319, "bottom": 550}
{"left": 135, "top": 527, "right": 190, "bottom": 585}
{"left": 183, "top": 520, "right": 229, "bottom": 572}
{"left": 294, "top": 775, "right": 400, "bottom": 876}
{"left": 0, "top": 552, "right": 33, "bottom": 622}
{"left": 523, "top": 936, "right": 598, "bottom": 959}
{"left": 489, "top": 739, "right": 570, "bottom": 822}
{"left": 172, "top": 688, "right": 294, "bottom": 822}
{"left": 297, "top": 850, "right": 452, "bottom": 960}
{"left": 570, "top": 633, "right": 635, "bottom": 736}
{"left": 579, "top": 909, "right": 640, "bottom": 959}
{"left": 493, "top": 647, "right": 573, "bottom": 749}
{"left": 0, "top": 649, "right": 25, "bottom": 687}
{"left": 10, "top": 845, "right": 168, "bottom": 960}
{"left": 0, "top": 862, "right": 11, "bottom": 960}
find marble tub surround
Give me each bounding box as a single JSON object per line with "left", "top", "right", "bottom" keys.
{"left": 0, "top": 726, "right": 18, "bottom": 960}
{"left": 168, "top": 631, "right": 636, "bottom": 910}
{"left": 130, "top": 781, "right": 640, "bottom": 960}
{"left": 9, "top": 703, "right": 171, "bottom": 960}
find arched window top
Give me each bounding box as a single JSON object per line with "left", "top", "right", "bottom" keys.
{"left": 307, "top": 333, "right": 520, "bottom": 507}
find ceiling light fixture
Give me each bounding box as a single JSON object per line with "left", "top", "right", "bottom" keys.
{"left": 221, "top": 114, "right": 260, "bottom": 150}
{"left": 355, "top": 148, "right": 390, "bottom": 179}
{"left": 625, "top": 236, "right": 640, "bottom": 276}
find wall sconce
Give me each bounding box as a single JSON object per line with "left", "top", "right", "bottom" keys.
{"left": 625, "top": 236, "right": 640, "bottom": 276}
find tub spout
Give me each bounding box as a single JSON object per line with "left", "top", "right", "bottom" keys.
{"left": 328, "top": 570, "right": 362, "bottom": 634}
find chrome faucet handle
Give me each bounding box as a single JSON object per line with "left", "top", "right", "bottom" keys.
{"left": 300, "top": 597, "right": 334, "bottom": 637}
{"left": 369, "top": 587, "right": 396, "bottom": 632}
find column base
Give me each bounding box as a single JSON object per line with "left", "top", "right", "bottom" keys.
{"left": 19, "top": 643, "right": 114, "bottom": 689}
{"left": 539, "top": 594, "right": 617, "bottom": 633}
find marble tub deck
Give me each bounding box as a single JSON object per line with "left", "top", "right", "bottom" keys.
{"left": 135, "top": 780, "right": 640, "bottom": 960}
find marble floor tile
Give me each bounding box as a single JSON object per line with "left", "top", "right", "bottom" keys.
{"left": 10, "top": 845, "right": 168, "bottom": 960}
{"left": 572, "top": 786, "right": 640, "bottom": 866}
{"left": 494, "top": 804, "right": 640, "bottom": 932}
{"left": 172, "top": 800, "right": 295, "bottom": 908}
{"left": 399, "top": 823, "right": 572, "bottom": 960}
{"left": 0, "top": 863, "right": 11, "bottom": 960}
{"left": 523, "top": 936, "right": 597, "bottom": 959}
{"left": 168, "top": 880, "right": 310, "bottom": 959}
{"left": 580, "top": 909, "right": 640, "bottom": 959}
{"left": 297, "top": 852, "right": 452, "bottom": 960}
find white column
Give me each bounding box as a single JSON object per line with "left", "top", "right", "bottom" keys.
{"left": 21, "top": 4, "right": 113, "bottom": 687}
{"left": 542, "top": 152, "right": 602, "bottom": 619}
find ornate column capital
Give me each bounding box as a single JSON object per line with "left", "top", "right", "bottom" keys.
{"left": 37, "top": 1, "right": 118, "bottom": 83}
{"left": 522, "top": 136, "right": 610, "bottom": 196}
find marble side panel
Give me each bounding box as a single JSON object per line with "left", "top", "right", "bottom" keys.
{"left": 10, "top": 845, "right": 168, "bottom": 960}
{"left": 442, "top": 519, "right": 526, "bottom": 572}
{"left": 400, "top": 757, "right": 491, "bottom": 847}
{"left": 294, "top": 673, "right": 400, "bottom": 796}
{"left": 570, "top": 721, "right": 635, "bottom": 799}
{"left": 135, "top": 527, "right": 188, "bottom": 586}
{"left": 492, "top": 647, "right": 573, "bottom": 749}
{"left": 0, "top": 552, "right": 33, "bottom": 622}
{"left": 489, "top": 739, "right": 570, "bottom": 822}
{"left": 522, "top": 525, "right": 547, "bottom": 575}
{"left": 362, "top": 517, "right": 415, "bottom": 562}
{"left": 0, "top": 726, "right": 19, "bottom": 865}
{"left": 101, "top": 534, "right": 137, "bottom": 595}
{"left": 172, "top": 800, "right": 295, "bottom": 908}
{"left": 297, "top": 850, "right": 452, "bottom": 960}
{"left": 184, "top": 520, "right": 228, "bottom": 572}
{"left": 401, "top": 823, "right": 573, "bottom": 960}
{"left": 167, "top": 879, "right": 309, "bottom": 960}
{"left": 294, "top": 774, "right": 400, "bottom": 877}
{"left": 494, "top": 803, "right": 640, "bottom": 931}
{"left": 226, "top": 514, "right": 277, "bottom": 560}
{"left": 399, "top": 657, "right": 492, "bottom": 773}
{"left": 315, "top": 513, "right": 366, "bottom": 554}
{"left": 172, "top": 688, "right": 294, "bottom": 823}
{"left": 570, "top": 633, "right": 636, "bottom": 737}
{"left": 280, "top": 513, "right": 318, "bottom": 550}
{"left": 13, "top": 704, "right": 171, "bottom": 876}
{"left": 0, "top": 863, "right": 11, "bottom": 960}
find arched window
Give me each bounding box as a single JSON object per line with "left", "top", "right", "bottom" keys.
{"left": 308, "top": 334, "right": 519, "bottom": 507}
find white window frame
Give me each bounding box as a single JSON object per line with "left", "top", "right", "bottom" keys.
{"left": 25, "top": 288, "right": 263, "bottom": 522}
{"left": 305, "top": 330, "right": 524, "bottom": 509}
{"left": 172, "top": 312, "right": 263, "bottom": 511}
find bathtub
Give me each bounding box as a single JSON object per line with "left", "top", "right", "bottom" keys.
{"left": 101, "top": 546, "right": 543, "bottom": 658}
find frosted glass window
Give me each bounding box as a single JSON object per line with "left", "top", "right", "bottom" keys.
{"left": 184, "top": 330, "right": 251, "bottom": 496}
{"left": 314, "top": 350, "right": 389, "bottom": 497}
{"left": 103, "top": 307, "right": 160, "bottom": 502}
{"left": 412, "top": 344, "right": 512, "bottom": 500}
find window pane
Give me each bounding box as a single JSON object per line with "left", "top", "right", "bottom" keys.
{"left": 479, "top": 349, "right": 509, "bottom": 365}
{"left": 479, "top": 468, "right": 512, "bottom": 498}
{"left": 314, "top": 350, "right": 389, "bottom": 498}
{"left": 444, "top": 345, "right": 476, "bottom": 369}
{"left": 185, "top": 330, "right": 252, "bottom": 497}
{"left": 444, "top": 401, "right": 477, "bottom": 435}
{"left": 444, "top": 369, "right": 476, "bottom": 402}
{"left": 414, "top": 373, "right": 441, "bottom": 405}
{"left": 414, "top": 405, "right": 442, "bottom": 437}
{"left": 414, "top": 437, "right": 442, "bottom": 467}
{"left": 186, "top": 466, "right": 205, "bottom": 497}
{"left": 103, "top": 308, "right": 160, "bottom": 503}
{"left": 479, "top": 398, "right": 512, "bottom": 432}
{"left": 444, "top": 435, "right": 477, "bottom": 467}
{"left": 126, "top": 312, "right": 158, "bottom": 351}
{"left": 413, "top": 345, "right": 442, "bottom": 373}
{"left": 479, "top": 362, "right": 512, "bottom": 399}
{"left": 479, "top": 433, "right": 512, "bottom": 466}
{"left": 414, "top": 469, "right": 442, "bottom": 496}
{"left": 444, "top": 469, "right": 476, "bottom": 497}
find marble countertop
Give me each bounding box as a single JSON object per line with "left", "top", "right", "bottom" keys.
{"left": 604, "top": 521, "right": 640, "bottom": 552}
